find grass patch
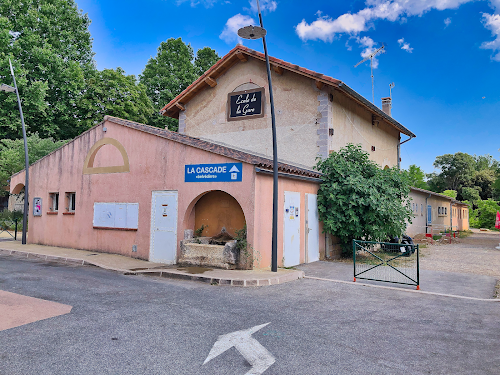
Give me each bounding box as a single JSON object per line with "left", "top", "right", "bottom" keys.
{"left": 433, "top": 235, "right": 442, "bottom": 240}
{"left": 459, "top": 230, "right": 473, "bottom": 238}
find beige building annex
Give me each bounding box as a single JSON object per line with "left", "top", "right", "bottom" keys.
{"left": 407, "top": 187, "right": 470, "bottom": 237}
{"left": 160, "top": 45, "right": 416, "bottom": 171}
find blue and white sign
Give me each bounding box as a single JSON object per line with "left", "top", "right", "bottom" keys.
{"left": 185, "top": 163, "right": 242, "bottom": 182}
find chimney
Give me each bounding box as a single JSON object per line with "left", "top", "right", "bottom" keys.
{"left": 381, "top": 97, "right": 392, "bottom": 116}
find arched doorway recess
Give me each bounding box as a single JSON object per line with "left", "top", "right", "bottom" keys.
{"left": 193, "top": 190, "right": 246, "bottom": 237}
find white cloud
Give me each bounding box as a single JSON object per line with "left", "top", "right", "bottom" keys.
{"left": 398, "top": 37, "right": 413, "bottom": 53}
{"left": 296, "top": 0, "right": 474, "bottom": 42}
{"left": 481, "top": 13, "right": 500, "bottom": 61}
{"left": 490, "top": 0, "right": 500, "bottom": 12}
{"left": 248, "top": 0, "right": 277, "bottom": 13}
{"left": 444, "top": 17, "right": 452, "bottom": 27}
{"left": 220, "top": 14, "right": 256, "bottom": 44}
{"left": 176, "top": 0, "right": 226, "bottom": 7}
{"left": 296, "top": 13, "right": 368, "bottom": 42}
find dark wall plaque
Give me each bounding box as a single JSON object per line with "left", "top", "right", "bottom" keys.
{"left": 227, "top": 87, "right": 265, "bottom": 121}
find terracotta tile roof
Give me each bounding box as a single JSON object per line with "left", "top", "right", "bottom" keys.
{"left": 105, "top": 116, "right": 323, "bottom": 179}
{"left": 410, "top": 187, "right": 467, "bottom": 205}
{"left": 160, "top": 45, "right": 415, "bottom": 138}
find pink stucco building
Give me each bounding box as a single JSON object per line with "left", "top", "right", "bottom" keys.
{"left": 10, "top": 116, "right": 324, "bottom": 269}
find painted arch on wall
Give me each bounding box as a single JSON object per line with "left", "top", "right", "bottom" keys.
{"left": 83, "top": 138, "right": 130, "bottom": 175}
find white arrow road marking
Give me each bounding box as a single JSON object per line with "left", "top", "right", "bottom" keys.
{"left": 229, "top": 165, "right": 240, "bottom": 173}
{"left": 203, "top": 322, "right": 275, "bottom": 375}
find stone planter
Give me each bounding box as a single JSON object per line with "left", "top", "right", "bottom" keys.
{"left": 179, "top": 238, "right": 239, "bottom": 269}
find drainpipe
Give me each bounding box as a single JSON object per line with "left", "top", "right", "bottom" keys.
{"left": 397, "top": 135, "right": 413, "bottom": 169}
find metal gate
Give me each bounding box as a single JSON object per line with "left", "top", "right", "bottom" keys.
{"left": 353, "top": 240, "right": 419, "bottom": 289}
{"left": 0, "top": 218, "right": 19, "bottom": 240}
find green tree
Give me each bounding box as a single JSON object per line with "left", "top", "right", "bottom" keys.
{"left": 473, "top": 199, "right": 500, "bottom": 229}
{"left": 140, "top": 38, "right": 197, "bottom": 131}
{"left": 0, "top": 134, "right": 67, "bottom": 195}
{"left": 461, "top": 187, "right": 481, "bottom": 204}
{"left": 0, "top": 0, "right": 94, "bottom": 140}
{"left": 474, "top": 154, "right": 499, "bottom": 172}
{"left": 441, "top": 190, "right": 458, "bottom": 199}
{"left": 140, "top": 38, "right": 220, "bottom": 131}
{"left": 471, "top": 169, "right": 495, "bottom": 200}
{"left": 404, "top": 164, "right": 428, "bottom": 189}
{"left": 426, "top": 172, "right": 447, "bottom": 194}
{"left": 81, "top": 68, "right": 155, "bottom": 125}
{"left": 493, "top": 177, "right": 500, "bottom": 201}
{"left": 316, "top": 144, "right": 413, "bottom": 256}
{"left": 194, "top": 47, "right": 220, "bottom": 76}
{"left": 433, "top": 152, "right": 476, "bottom": 192}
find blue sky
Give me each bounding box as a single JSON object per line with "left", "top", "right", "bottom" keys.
{"left": 76, "top": 0, "right": 499, "bottom": 174}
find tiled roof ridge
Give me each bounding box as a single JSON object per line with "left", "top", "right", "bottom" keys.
{"left": 159, "top": 45, "right": 415, "bottom": 138}
{"left": 410, "top": 186, "right": 467, "bottom": 204}
{"left": 105, "top": 116, "right": 322, "bottom": 178}
{"left": 160, "top": 45, "right": 341, "bottom": 115}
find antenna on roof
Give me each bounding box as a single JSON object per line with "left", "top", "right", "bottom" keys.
{"left": 389, "top": 82, "right": 395, "bottom": 99}
{"left": 354, "top": 44, "right": 385, "bottom": 104}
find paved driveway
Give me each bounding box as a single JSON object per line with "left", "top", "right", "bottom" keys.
{"left": 420, "top": 230, "right": 500, "bottom": 279}
{"left": 1, "top": 253, "right": 500, "bottom": 375}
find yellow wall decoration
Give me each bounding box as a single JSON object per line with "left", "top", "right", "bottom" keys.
{"left": 83, "top": 138, "right": 130, "bottom": 174}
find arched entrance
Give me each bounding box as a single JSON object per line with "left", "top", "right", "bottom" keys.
{"left": 193, "top": 191, "right": 246, "bottom": 237}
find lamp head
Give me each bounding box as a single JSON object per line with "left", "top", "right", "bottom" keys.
{"left": 237, "top": 25, "right": 266, "bottom": 40}
{"left": 0, "top": 83, "right": 15, "bottom": 93}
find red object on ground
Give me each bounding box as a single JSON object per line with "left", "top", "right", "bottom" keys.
{"left": 495, "top": 211, "right": 500, "bottom": 229}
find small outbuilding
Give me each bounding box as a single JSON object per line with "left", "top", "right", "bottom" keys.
{"left": 407, "top": 187, "right": 469, "bottom": 236}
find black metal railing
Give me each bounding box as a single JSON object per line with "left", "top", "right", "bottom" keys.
{"left": 0, "top": 218, "right": 19, "bottom": 240}
{"left": 353, "top": 240, "right": 419, "bottom": 289}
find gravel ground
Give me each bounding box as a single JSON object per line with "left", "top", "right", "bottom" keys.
{"left": 419, "top": 229, "right": 500, "bottom": 279}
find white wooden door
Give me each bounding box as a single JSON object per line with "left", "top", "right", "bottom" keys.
{"left": 150, "top": 191, "right": 178, "bottom": 264}
{"left": 305, "top": 194, "right": 319, "bottom": 263}
{"left": 283, "top": 191, "right": 300, "bottom": 267}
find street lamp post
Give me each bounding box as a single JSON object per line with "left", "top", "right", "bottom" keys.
{"left": 238, "top": 0, "right": 278, "bottom": 272}
{"left": 0, "top": 60, "right": 29, "bottom": 244}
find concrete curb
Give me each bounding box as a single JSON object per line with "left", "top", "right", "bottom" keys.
{"left": 0, "top": 248, "right": 304, "bottom": 287}
{"left": 0, "top": 248, "right": 136, "bottom": 274}
{"left": 134, "top": 269, "right": 305, "bottom": 287}
{"left": 305, "top": 276, "right": 500, "bottom": 302}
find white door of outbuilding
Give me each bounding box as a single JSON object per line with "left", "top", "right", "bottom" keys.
{"left": 305, "top": 193, "right": 319, "bottom": 263}
{"left": 150, "top": 191, "right": 178, "bottom": 264}
{"left": 283, "top": 191, "right": 300, "bottom": 267}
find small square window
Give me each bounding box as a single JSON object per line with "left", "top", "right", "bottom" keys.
{"left": 66, "top": 192, "right": 76, "bottom": 212}
{"left": 49, "top": 193, "right": 59, "bottom": 212}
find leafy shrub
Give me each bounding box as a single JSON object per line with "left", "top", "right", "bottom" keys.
{"left": 474, "top": 199, "right": 500, "bottom": 229}
{"left": 316, "top": 144, "right": 413, "bottom": 256}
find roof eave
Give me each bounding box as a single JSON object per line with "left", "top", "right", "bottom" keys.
{"left": 337, "top": 83, "right": 416, "bottom": 138}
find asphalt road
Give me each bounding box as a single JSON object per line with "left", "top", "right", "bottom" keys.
{"left": 1, "top": 254, "right": 499, "bottom": 375}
